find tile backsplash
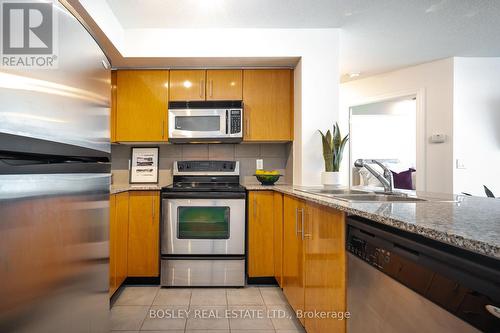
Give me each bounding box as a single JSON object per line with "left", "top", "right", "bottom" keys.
{"left": 111, "top": 143, "right": 293, "bottom": 186}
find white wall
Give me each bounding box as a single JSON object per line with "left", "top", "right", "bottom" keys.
{"left": 341, "top": 58, "right": 455, "bottom": 193}
{"left": 453, "top": 57, "right": 500, "bottom": 196}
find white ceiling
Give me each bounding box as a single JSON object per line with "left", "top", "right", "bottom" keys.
{"left": 104, "top": 0, "right": 500, "bottom": 78}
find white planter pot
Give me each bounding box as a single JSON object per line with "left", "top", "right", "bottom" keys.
{"left": 321, "top": 171, "right": 341, "bottom": 188}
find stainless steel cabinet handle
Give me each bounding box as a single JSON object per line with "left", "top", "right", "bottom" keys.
{"left": 199, "top": 79, "right": 204, "bottom": 98}
{"left": 296, "top": 208, "right": 303, "bottom": 237}
{"left": 295, "top": 208, "right": 299, "bottom": 235}
{"left": 210, "top": 80, "right": 213, "bottom": 97}
{"left": 303, "top": 208, "right": 312, "bottom": 240}
{"left": 301, "top": 208, "right": 305, "bottom": 240}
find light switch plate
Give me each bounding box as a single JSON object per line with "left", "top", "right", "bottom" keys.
{"left": 456, "top": 159, "right": 466, "bottom": 169}
{"left": 256, "top": 159, "right": 263, "bottom": 170}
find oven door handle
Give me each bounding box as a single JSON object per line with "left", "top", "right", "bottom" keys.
{"left": 162, "top": 191, "right": 246, "bottom": 199}
{"left": 226, "top": 110, "right": 229, "bottom": 134}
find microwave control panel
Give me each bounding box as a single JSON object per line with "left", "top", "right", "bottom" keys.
{"left": 230, "top": 110, "right": 242, "bottom": 134}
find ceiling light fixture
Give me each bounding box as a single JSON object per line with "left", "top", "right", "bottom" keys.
{"left": 349, "top": 72, "right": 361, "bottom": 78}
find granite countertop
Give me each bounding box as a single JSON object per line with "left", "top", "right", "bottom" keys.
{"left": 110, "top": 184, "right": 163, "bottom": 194}
{"left": 245, "top": 184, "right": 500, "bottom": 260}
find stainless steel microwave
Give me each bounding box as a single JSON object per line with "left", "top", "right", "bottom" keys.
{"left": 168, "top": 101, "right": 243, "bottom": 143}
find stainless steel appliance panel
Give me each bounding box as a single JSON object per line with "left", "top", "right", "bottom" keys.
{"left": 348, "top": 253, "right": 479, "bottom": 333}
{"left": 162, "top": 198, "right": 245, "bottom": 255}
{"left": 168, "top": 108, "right": 243, "bottom": 142}
{"left": 0, "top": 2, "right": 110, "bottom": 153}
{"left": 0, "top": 173, "right": 110, "bottom": 333}
{"left": 161, "top": 258, "right": 245, "bottom": 287}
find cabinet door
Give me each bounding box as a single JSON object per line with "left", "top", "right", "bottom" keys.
{"left": 128, "top": 191, "right": 160, "bottom": 277}
{"left": 206, "top": 69, "right": 242, "bottom": 100}
{"left": 110, "top": 71, "right": 117, "bottom": 142}
{"left": 304, "top": 203, "right": 346, "bottom": 333}
{"left": 115, "top": 70, "right": 169, "bottom": 142}
{"left": 283, "top": 195, "right": 305, "bottom": 324}
{"left": 109, "top": 194, "right": 117, "bottom": 295}
{"left": 115, "top": 192, "right": 129, "bottom": 287}
{"left": 243, "top": 69, "right": 293, "bottom": 141}
{"left": 170, "top": 70, "right": 206, "bottom": 101}
{"left": 248, "top": 191, "right": 275, "bottom": 277}
{"left": 273, "top": 192, "right": 284, "bottom": 287}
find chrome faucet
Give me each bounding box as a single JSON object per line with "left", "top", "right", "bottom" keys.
{"left": 354, "top": 159, "right": 395, "bottom": 193}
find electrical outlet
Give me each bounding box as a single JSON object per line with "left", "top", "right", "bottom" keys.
{"left": 256, "top": 159, "right": 263, "bottom": 170}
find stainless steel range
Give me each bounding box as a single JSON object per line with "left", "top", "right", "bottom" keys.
{"left": 161, "top": 160, "right": 246, "bottom": 287}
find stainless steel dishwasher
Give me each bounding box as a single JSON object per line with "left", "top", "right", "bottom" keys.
{"left": 346, "top": 216, "right": 500, "bottom": 333}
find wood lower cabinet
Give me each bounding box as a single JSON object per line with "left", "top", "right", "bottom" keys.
{"left": 127, "top": 191, "right": 160, "bottom": 277}
{"left": 115, "top": 70, "right": 169, "bottom": 142}
{"left": 206, "top": 69, "right": 242, "bottom": 100}
{"left": 169, "top": 70, "right": 206, "bottom": 101}
{"left": 248, "top": 191, "right": 275, "bottom": 277}
{"left": 243, "top": 69, "right": 293, "bottom": 141}
{"left": 282, "top": 194, "right": 346, "bottom": 332}
{"left": 273, "top": 192, "right": 284, "bottom": 287}
{"left": 304, "top": 202, "right": 346, "bottom": 333}
{"left": 109, "top": 192, "right": 129, "bottom": 296}
{"left": 283, "top": 195, "right": 306, "bottom": 325}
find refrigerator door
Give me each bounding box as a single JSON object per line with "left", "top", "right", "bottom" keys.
{"left": 0, "top": 2, "right": 110, "bottom": 155}
{"left": 0, "top": 172, "right": 110, "bottom": 333}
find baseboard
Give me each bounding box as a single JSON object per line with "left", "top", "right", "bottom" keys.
{"left": 124, "top": 276, "right": 160, "bottom": 285}
{"left": 247, "top": 276, "right": 278, "bottom": 285}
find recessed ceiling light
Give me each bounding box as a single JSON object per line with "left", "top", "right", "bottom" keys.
{"left": 349, "top": 72, "right": 361, "bottom": 78}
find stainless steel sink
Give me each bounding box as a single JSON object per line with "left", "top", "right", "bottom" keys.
{"left": 333, "top": 194, "right": 426, "bottom": 202}
{"left": 295, "top": 188, "right": 371, "bottom": 195}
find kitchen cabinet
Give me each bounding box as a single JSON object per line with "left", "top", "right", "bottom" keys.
{"left": 169, "top": 70, "right": 206, "bottom": 101}
{"left": 206, "top": 69, "right": 242, "bottom": 100}
{"left": 109, "top": 192, "right": 129, "bottom": 296}
{"left": 282, "top": 195, "right": 346, "bottom": 332}
{"left": 127, "top": 191, "right": 160, "bottom": 277}
{"left": 243, "top": 69, "right": 293, "bottom": 141}
{"left": 273, "top": 192, "right": 284, "bottom": 287}
{"left": 115, "top": 70, "right": 169, "bottom": 142}
{"left": 248, "top": 191, "right": 275, "bottom": 277}
{"left": 304, "top": 202, "right": 346, "bottom": 333}
{"left": 283, "top": 195, "right": 306, "bottom": 325}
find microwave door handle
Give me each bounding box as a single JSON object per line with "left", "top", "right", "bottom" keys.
{"left": 226, "top": 110, "right": 229, "bottom": 134}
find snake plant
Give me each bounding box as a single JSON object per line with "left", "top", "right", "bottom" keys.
{"left": 319, "top": 122, "right": 349, "bottom": 172}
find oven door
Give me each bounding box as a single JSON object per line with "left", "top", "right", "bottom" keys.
{"left": 162, "top": 197, "right": 245, "bottom": 255}
{"left": 168, "top": 109, "right": 227, "bottom": 140}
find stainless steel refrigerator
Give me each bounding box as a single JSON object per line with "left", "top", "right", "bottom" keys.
{"left": 0, "top": 2, "right": 110, "bottom": 332}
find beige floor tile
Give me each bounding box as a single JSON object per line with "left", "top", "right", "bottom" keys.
{"left": 110, "top": 305, "right": 149, "bottom": 331}
{"left": 226, "top": 288, "right": 264, "bottom": 306}
{"left": 139, "top": 331, "right": 184, "bottom": 333}
{"left": 141, "top": 305, "right": 188, "bottom": 330}
{"left": 231, "top": 331, "right": 274, "bottom": 333}
{"left": 185, "top": 330, "right": 229, "bottom": 333}
{"left": 259, "top": 287, "right": 288, "bottom": 305}
{"left": 267, "top": 304, "right": 303, "bottom": 331}
{"left": 153, "top": 288, "right": 192, "bottom": 306}
{"left": 114, "top": 286, "right": 159, "bottom": 306}
{"left": 227, "top": 305, "right": 274, "bottom": 330}
{"left": 186, "top": 306, "right": 229, "bottom": 330}
{"left": 190, "top": 288, "right": 227, "bottom": 306}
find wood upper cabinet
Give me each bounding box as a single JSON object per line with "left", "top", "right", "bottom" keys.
{"left": 206, "top": 70, "right": 242, "bottom": 100}
{"left": 115, "top": 70, "right": 169, "bottom": 142}
{"left": 127, "top": 191, "right": 160, "bottom": 277}
{"left": 169, "top": 70, "right": 206, "bottom": 101}
{"left": 304, "top": 202, "right": 346, "bottom": 333}
{"left": 283, "top": 195, "right": 306, "bottom": 325}
{"left": 248, "top": 191, "right": 275, "bottom": 277}
{"left": 243, "top": 69, "right": 293, "bottom": 141}
{"left": 109, "top": 192, "right": 129, "bottom": 296}
{"left": 273, "top": 192, "right": 284, "bottom": 287}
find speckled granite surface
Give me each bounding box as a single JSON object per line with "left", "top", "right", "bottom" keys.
{"left": 110, "top": 184, "right": 162, "bottom": 194}
{"left": 245, "top": 184, "right": 500, "bottom": 260}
